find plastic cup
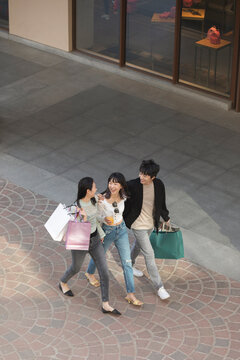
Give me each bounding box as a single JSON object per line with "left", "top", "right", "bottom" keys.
{"left": 106, "top": 216, "right": 114, "bottom": 225}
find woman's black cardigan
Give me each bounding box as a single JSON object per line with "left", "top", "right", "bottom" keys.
{"left": 123, "top": 177, "right": 170, "bottom": 231}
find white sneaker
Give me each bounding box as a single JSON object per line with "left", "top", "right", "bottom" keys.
{"left": 157, "top": 286, "right": 170, "bottom": 300}
{"left": 132, "top": 267, "right": 143, "bottom": 277}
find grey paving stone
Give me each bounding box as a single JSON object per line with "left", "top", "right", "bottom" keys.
{"left": 177, "top": 159, "right": 225, "bottom": 184}
{"left": 1, "top": 162, "right": 54, "bottom": 189}
{"left": 19, "top": 349, "right": 35, "bottom": 359}
{"left": 230, "top": 164, "right": 240, "bottom": 177}
{"left": 29, "top": 126, "right": 77, "bottom": 150}
{"left": 0, "top": 51, "right": 23, "bottom": 68}
{"left": 55, "top": 114, "right": 102, "bottom": 136}
{"left": 113, "top": 137, "right": 161, "bottom": 160}
{"left": 56, "top": 85, "right": 120, "bottom": 115}
{"left": 109, "top": 115, "right": 153, "bottom": 136}
{"left": 171, "top": 351, "right": 187, "bottom": 360}
{"left": 88, "top": 150, "right": 136, "bottom": 173}
{"left": 192, "top": 123, "right": 236, "bottom": 145}
{"left": 5, "top": 139, "right": 52, "bottom": 162}
{"left": 0, "top": 129, "right": 24, "bottom": 151}
{"left": 199, "top": 146, "right": 240, "bottom": 169}
{"left": 30, "top": 325, "right": 45, "bottom": 335}
{"left": 186, "top": 185, "right": 234, "bottom": 214}
{"left": 0, "top": 37, "right": 63, "bottom": 66}
{"left": 60, "top": 139, "right": 106, "bottom": 161}
{"left": 165, "top": 113, "right": 206, "bottom": 132}
{"left": 148, "top": 148, "right": 191, "bottom": 171}
{"left": 169, "top": 133, "right": 216, "bottom": 157}
{"left": 188, "top": 216, "right": 233, "bottom": 248}
{"left": 135, "top": 102, "right": 178, "bottom": 123}
{"left": 169, "top": 197, "right": 209, "bottom": 228}
{"left": 149, "top": 352, "right": 164, "bottom": 360}
{"left": 61, "top": 162, "right": 108, "bottom": 188}
{"left": 0, "top": 59, "right": 44, "bottom": 87}
{"left": 189, "top": 300, "right": 205, "bottom": 310}
{"left": 31, "top": 175, "right": 76, "bottom": 204}
{"left": 15, "top": 284, "right": 29, "bottom": 293}
{"left": 164, "top": 172, "right": 201, "bottom": 205}
{"left": 209, "top": 317, "right": 225, "bottom": 326}
{"left": 84, "top": 126, "right": 130, "bottom": 147}
{"left": 30, "top": 151, "right": 81, "bottom": 175}
{"left": 0, "top": 76, "right": 47, "bottom": 105}
{"left": 51, "top": 319, "right": 65, "bottom": 328}
{"left": 5, "top": 117, "right": 51, "bottom": 137}
{"left": 52, "top": 59, "right": 90, "bottom": 75}
{"left": 197, "top": 344, "right": 212, "bottom": 353}
{"left": 3, "top": 331, "right": 19, "bottom": 341}
{"left": 210, "top": 172, "right": 240, "bottom": 198}
{"left": 221, "top": 134, "right": 240, "bottom": 153}
{"left": 139, "top": 123, "right": 186, "bottom": 146}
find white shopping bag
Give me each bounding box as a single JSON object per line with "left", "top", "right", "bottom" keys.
{"left": 44, "top": 203, "right": 71, "bottom": 241}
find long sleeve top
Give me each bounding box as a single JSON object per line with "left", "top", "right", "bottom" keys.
{"left": 70, "top": 199, "right": 105, "bottom": 239}
{"left": 123, "top": 177, "right": 170, "bottom": 230}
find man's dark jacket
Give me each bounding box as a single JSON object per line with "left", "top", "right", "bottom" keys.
{"left": 123, "top": 177, "right": 170, "bottom": 230}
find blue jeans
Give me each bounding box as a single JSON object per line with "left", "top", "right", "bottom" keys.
{"left": 87, "top": 221, "right": 135, "bottom": 293}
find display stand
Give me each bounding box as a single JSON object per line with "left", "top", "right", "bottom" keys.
{"left": 194, "top": 38, "right": 231, "bottom": 91}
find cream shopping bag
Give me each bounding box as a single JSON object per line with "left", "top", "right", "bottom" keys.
{"left": 44, "top": 203, "right": 70, "bottom": 241}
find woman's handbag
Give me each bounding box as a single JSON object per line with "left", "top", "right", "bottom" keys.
{"left": 64, "top": 210, "right": 91, "bottom": 251}
{"left": 44, "top": 203, "right": 71, "bottom": 241}
{"left": 150, "top": 224, "right": 184, "bottom": 259}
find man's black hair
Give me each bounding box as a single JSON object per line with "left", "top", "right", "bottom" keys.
{"left": 139, "top": 159, "right": 160, "bottom": 178}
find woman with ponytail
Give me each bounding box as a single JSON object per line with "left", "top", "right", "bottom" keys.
{"left": 59, "top": 177, "right": 121, "bottom": 315}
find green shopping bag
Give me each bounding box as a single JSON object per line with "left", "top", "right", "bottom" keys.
{"left": 150, "top": 229, "right": 184, "bottom": 259}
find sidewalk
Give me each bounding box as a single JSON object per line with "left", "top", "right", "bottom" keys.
{"left": 0, "top": 34, "right": 240, "bottom": 281}
{"left": 0, "top": 178, "right": 240, "bottom": 360}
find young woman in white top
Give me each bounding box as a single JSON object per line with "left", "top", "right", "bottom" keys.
{"left": 59, "top": 177, "right": 121, "bottom": 315}
{"left": 85, "top": 173, "right": 143, "bottom": 306}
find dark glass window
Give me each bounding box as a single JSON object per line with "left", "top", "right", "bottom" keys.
{"left": 0, "top": 0, "right": 9, "bottom": 29}
{"left": 75, "top": 0, "right": 120, "bottom": 61}
{"left": 179, "top": 0, "right": 235, "bottom": 95}
{"left": 125, "top": 0, "right": 176, "bottom": 78}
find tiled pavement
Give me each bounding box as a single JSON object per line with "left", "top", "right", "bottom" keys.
{"left": 0, "top": 34, "right": 240, "bottom": 281}
{"left": 1, "top": 179, "right": 240, "bottom": 360}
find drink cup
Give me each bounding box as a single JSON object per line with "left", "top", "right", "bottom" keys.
{"left": 105, "top": 216, "right": 114, "bottom": 225}
{"left": 105, "top": 210, "right": 114, "bottom": 225}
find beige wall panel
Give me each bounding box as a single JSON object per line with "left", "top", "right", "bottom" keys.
{"left": 9, "top": 0, "right": 72, "bottom": 51}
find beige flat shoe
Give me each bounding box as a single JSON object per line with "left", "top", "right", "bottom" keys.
{"left": 85, "top": 273, "right": 100, "bottom": 287}
{"left": 125, "top": 296, "right": 144, "bottom": 306}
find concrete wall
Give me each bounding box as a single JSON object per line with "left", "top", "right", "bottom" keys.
{"left": 9, "top": 0, "right": 72, "bottom": 51}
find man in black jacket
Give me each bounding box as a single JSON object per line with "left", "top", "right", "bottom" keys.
{"left": 123, "top": 159, "right": 170, "bottom": 300}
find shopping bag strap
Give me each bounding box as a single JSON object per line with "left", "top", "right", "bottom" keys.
{"left": 160, "top": 222, "right": 180, "bottom": 233}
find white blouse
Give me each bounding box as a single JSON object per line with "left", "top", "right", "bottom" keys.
{"left": 98, "top": 198, "right": 125, "bottom": 226}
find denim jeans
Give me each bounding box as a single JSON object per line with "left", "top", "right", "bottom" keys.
{"left": 87, "top": 221, "right": 135, "bottom": 293}
{"left": 131, "top": 229, "right": 163, "bottom": 290}
{"left": 61, "top": 232, "right": 109, "bottom": 302}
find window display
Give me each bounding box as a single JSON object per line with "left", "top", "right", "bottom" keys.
{"left": 179, "top": 0, "right": 235, "bottom": 95}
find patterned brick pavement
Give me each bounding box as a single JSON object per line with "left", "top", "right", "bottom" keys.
{"left": 0, "top": 178, "right": 240, "bottom": 360}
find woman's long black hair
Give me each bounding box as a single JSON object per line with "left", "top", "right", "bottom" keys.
{"left": 104, "top": 172, "right": 129, "bottom": 200}
{"left": 76, "top": 177, "right": 96, "bottom": 206}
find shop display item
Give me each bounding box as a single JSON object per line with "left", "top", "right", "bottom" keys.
{"left": 207, "top": 26, "right": 221, "bottom": 44}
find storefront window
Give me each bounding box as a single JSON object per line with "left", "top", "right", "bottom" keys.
{"left": 0, "top": 0, "right": 9, "bottom": 29}
{"left": 76, "top": 0, "right": 120, "bottom": 61}
{"left": 125, "top": 0, "right": 176, "bottom": 77}
{"left": 179, "top": 0, "right": 235, "bottom": 95}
